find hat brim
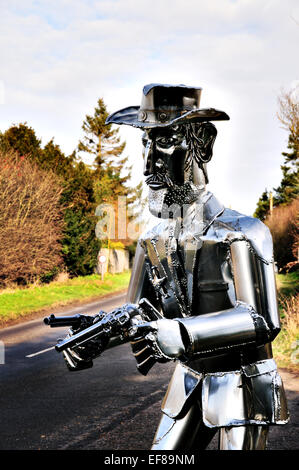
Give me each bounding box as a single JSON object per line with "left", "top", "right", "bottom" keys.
{"left": 106, "top": 106, "right": 229, "bottom": 128}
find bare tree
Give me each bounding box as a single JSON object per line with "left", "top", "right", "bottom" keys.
{"left": 266, "top": 197, "right": 299, "bottom": 271}
{"left": 0, "top": 150, "right": 64, "bottom": 285}
{"left": 277, "top": 84, "right": 299, "bottom": 153}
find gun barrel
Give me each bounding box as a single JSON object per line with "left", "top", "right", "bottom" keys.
{"left": 55, "top": 320, "right": 107, "bottom": 352}
{"left": 43, "top": 314, "right": 84, "bottom": 329}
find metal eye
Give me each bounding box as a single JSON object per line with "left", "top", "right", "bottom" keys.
{"left": 157, "top": 137, "right": 172, "bottom": 146}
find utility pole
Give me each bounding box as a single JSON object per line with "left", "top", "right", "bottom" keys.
{"left": 269, "top": 191, "right": 273, "bottom": 215}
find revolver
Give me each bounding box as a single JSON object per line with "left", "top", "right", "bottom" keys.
{"left": 44, "top": 298, "right": 163, "bottom": 354}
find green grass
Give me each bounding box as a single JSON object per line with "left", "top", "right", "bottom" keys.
{"left": 276, "top": 272, "right": 299, "bottom": 298}
{"left": 0, "top": 271, "right": 131, "bottom": 325}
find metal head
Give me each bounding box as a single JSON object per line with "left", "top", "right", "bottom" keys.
{"left": 106, "top": 84, "right": 228, "bottom": 218}
{"left": 142, "top": 122, "right": 218, "bottom": 217}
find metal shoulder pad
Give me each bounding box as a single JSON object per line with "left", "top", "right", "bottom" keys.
{"left": 229, "top": 233, "right": 281, "bottom": 339}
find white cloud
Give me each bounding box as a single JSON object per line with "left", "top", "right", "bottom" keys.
{"left": 0, "top": 0, "right": 298, "bottom": 214}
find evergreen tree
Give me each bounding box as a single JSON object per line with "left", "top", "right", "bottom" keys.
{"left": 274, "top": 132, "right": 299, "bottom": 204}
{"left": 78, "top": 97, "right": 126, "bottom": 172}
{"left": 60, "top": 160, "right": 101, "bottom": 276}
{"left": 41, "top": 139, "right": 77, "bottom": 176}
{"left": 253, "top": 190, "right": 270, "bottom": 221}
{"left": 78, "top": 97, "right": 141, "bottom": 246}
{"left": 0, "top": 123, "right": 41, "bottom": 161}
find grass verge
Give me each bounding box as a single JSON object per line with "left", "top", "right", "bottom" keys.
{"left": 273, "top": 272, "right": 299, "bottom": 373}
{"left": 0, "top": 271, "right": 131, "bottom": 326}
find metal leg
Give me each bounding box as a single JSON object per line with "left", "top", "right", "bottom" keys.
{"left": 219, "top": 425, "right": 269, "bottom": 450}
{"left": 151, "top": 404, "right": 197, "bottom": 450}
{"left": 151, "top": 403, "right": 218, "bottom": 450}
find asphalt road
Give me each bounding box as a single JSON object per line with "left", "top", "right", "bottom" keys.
{"left": 0, "top": 292, "right": 298, "bottom": 451}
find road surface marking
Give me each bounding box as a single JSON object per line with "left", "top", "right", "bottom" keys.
{"left": 26, "top": 346, "right": 55, "bottom": 358}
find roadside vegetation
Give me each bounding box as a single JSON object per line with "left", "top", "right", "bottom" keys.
{"left": 0, "top": 98, "right": 143, "bottom": 287}
{"left": 273, "top": 272, "right": 299, "bottom": 373}
{"left": 0, "top": 98, "right": 142, "bottom": 330}
{"left": 253, "top": 86, "right": 298, "bottom": 373}
{"left": 0, "top": 271, "right": 130, "bottom": 327}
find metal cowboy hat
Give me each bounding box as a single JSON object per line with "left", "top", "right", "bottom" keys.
{"left": 106, "top": 83, "right": 229, "bottom": 128}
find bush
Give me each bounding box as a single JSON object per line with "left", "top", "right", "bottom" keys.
{"left": 265, "top": 197, "right": 299, "bottom": 271}
{"left": 273, "top": 293, "right": 299, "bottom": 372}
{"left": 0, "top": 150, "right": 64, "bottom": 285}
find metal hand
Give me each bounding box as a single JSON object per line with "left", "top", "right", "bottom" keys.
{"left": 130, "top": 319, "right": 187, "bottom": 375}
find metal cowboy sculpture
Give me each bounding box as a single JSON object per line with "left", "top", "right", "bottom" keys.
{"left": 45, "top": 84, "right": 289, "bottom": 450}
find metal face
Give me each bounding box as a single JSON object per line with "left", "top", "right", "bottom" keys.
{"left": 142, "top": 126, "right": 203, "bottom": 217}
{"left": 143, "top": 126, "right": 188, "bottom": 190}
{"left": 142, "top": 122, "right": 219, "bottom": 218}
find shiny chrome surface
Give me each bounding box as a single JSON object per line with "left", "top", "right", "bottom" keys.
{"left": 230, "top": 240, "right": 260, "bottom": 311}
{"left": 161, "top": 362, "right": 202, "bottom": 419}
{"left": 62, "top": 83, "right": 289, "bottom": 450}
{"left": 219, "top": 425, "right": 269, "bottom": 450}
{"left": 201, "top": 358, "right": 288, "bottom": 427}
{"left": 176, "top": 303, "right": 257, "bottom": 355}
{"left": 151, "top": 403, "right": 203, "bottom": 450}
{"left": 126, "top": 242, "right": 147, "bottom": 304}
{"left": 258, "top": 260, "right": 281, "bottom": 334}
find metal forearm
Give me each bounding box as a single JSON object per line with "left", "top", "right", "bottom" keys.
{"left": 176, "top": 301, "right": 270, "bottom": 356}
{"left": 132, "top": 302, "right": 271, "bottom": 368}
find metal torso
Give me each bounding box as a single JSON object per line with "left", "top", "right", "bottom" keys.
{"left": 137, "top": 192, "right": 225, "bottom": 318}
{"left": 127, "top": 191, "right": 289, "bottom": 429}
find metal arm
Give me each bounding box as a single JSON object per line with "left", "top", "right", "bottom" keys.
{"left": 175, "top": 239, "right": 279, "bottom": 357}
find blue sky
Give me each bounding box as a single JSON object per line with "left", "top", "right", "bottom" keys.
{"left": 0, "top": 0, "right": 298, "bottom": 215}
